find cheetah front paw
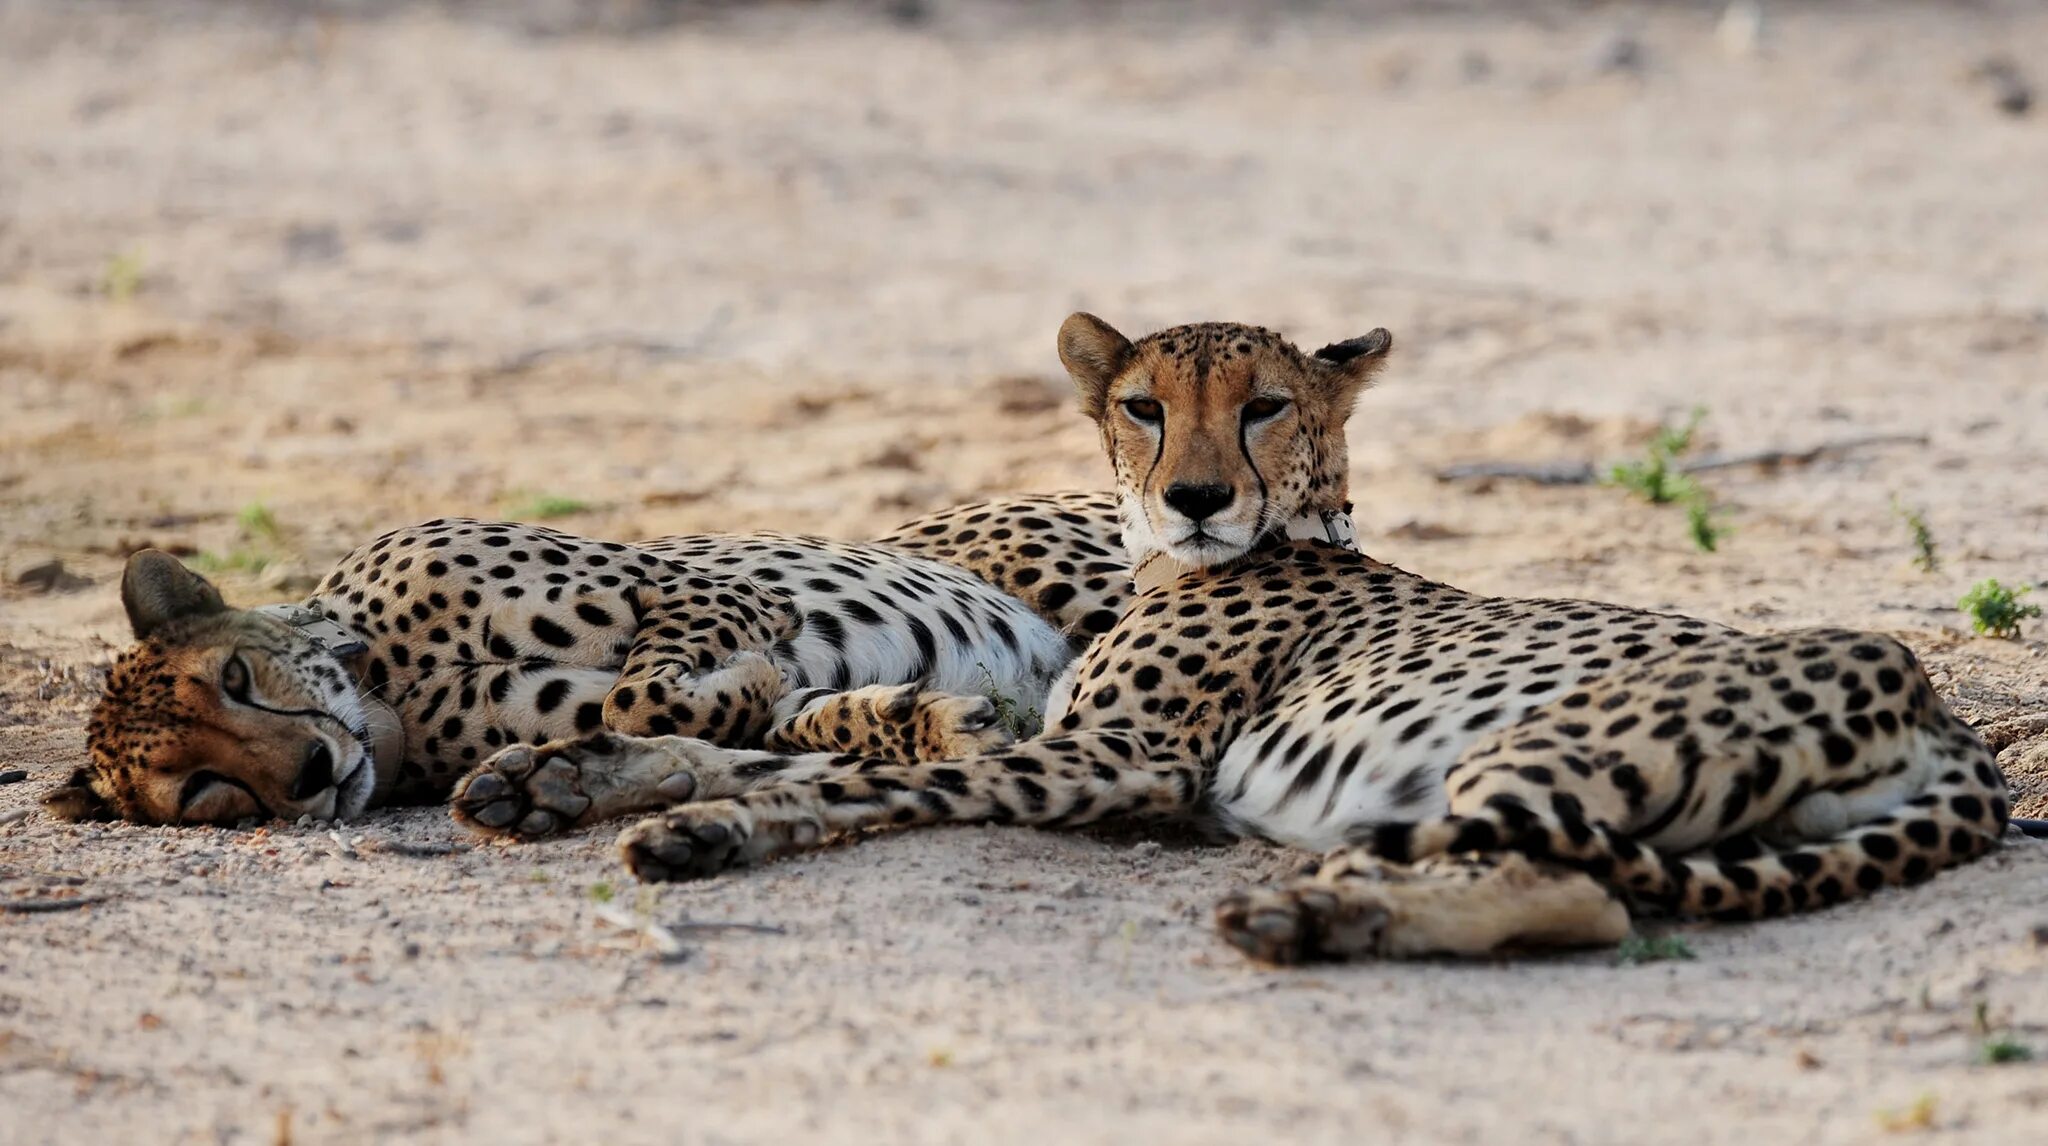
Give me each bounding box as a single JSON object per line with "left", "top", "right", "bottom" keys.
{"left": 450, "top": 732, "right": 715, "bottom": 840}
{"left": 764, "top": 683, "right": 1015, "bottom": 763}
{"left": 618, "top": 801, "right": 807, "bottom": 881}
{"left": 910, "top": 691, "right": 1014, "bottom": 759}
{"left": 1214, "top": 884, "right": 1391, "bottom": 966}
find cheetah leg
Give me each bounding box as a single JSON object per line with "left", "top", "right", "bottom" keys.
{"left": 763, "top": 684, "right": 1014, "bottom": 764}
{"left": 449, "top": 681, "right": 1021, "bottom": 841}
{"left": 1215, "top": 851, "right": 1630, "bottom": 964}
{"left": 1361, "top": 634, "right": 2011, "bottom": 921}
{"left": 613, "top": 730, "right": 1198, "bottom": 881}
{"left": 450, "top": 577, "right": 799, "bottom": 839}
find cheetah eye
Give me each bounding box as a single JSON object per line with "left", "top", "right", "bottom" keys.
{"left": 1243, "top": 396, "right": 1290, "bottom": 422}
{"left": 1122, "top": 398, "right": 1163, "bottom": 425}
{"left": 220, "top": 654, "right": 251, "bottom": 702}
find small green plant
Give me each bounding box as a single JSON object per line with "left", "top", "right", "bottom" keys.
{"left": 1973, "top": 999, "right": 2035, "bottom": 1064}
{"left": 1876, "top": 1092, "right": 1937, "bottom": 1133}
{"left": 505, "top": 493, "right": 593, "bottom": 520}
{"left": 1686, "top": 499, "right": 1727, "bottom": 554}
{"left": 1892, "top": 499, "right": 1940, "bottom": 574}
{"left": 189, "top": 548, "right": 276, "bottom": 576}
{"left": 1608, "top": 408, "right": 1705, "bottom": 506}
{"left": 103, "top": 250, "right": 145, "bottom": 301}
{"left": 1607, "top": 408, "right": 1725, "bottom": 553}
{"left": 587, "top": 880, "right": 616, "bottom": 904}
{"left": 977, "top": 662, "right": 1043, "bottom": 739}
{"left": 193, "top": 502, "right": 290, "bottom": 576}
{"left": 1957, "top": 579, "right": 2041, "bottom": 639}
{"left": 237, "top": 502, "right": 283, "bottom": 542}
{"left": 1980, "top": 1037, "right": 2034, "bottom": 1065}
{"left": 1612, "top": 933, "right": 1696, "bottom": 966}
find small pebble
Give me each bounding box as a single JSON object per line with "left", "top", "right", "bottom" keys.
{"left": 1971, "top": 58, "right": 2033, "bottom": 118}
{"left": 0, "top": 769, "right": 29, "bottom": 785}
{"left": 1590, "top": 31, "right": 1645, "bottom": 76}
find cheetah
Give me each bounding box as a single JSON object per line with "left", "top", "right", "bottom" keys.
{"left": 470, "top": 314, "right": 2023, "bottom": 962}
{"left": 47, "top": 496, "right": 1126, "bottom": 830}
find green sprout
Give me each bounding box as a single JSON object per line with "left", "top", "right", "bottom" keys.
{"left": 1957, "top": 579, "right": 2040, "bottom": 639}
{"left": 1607, "top": 408, "right": 1705, "bottom": 506}
{"left": 1980, "top": 1038, "right": 2034, "bottom": 1065}
{"left": 1686, "top": 499, "right": 1727, "bottom": 554}
{"left": 237, "top": 502, "right": 283, "bottom": 542}
{"left": 1892, "top": 500, "right": 1940, "bottom": 574}
{"left": 103, "top": 250, "right": 145, "bottom": 301}
{"left": 1612, "top": 933, "right": 1696, "bottom": 966}
{"left": 505, "top": 493, "right": 594, "bottom": 521}
{"left": 188, "top": 549, "right": 276, "bottom": 576}
{"left": 1973, "top": 999, "right": 2035, "bottom": 1064}
{"left": 587, "top": 881, "right": 616, "bottom": 904}
{"left": 1875, "top": 1093, "right": 1936, "bottom": 1133}
{"left": 1607, "top": 408, "right": 1725, "bottom": 553}
{"left": 192, "top": 503, "right": 291, "bottom": 577}
{"left": 976, "top": 663, "right": 1043, "bottom": 740}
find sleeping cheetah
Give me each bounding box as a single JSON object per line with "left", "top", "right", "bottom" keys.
{"left": 468, "top": 314, "right": 2019, "bottom": 961}
{"left": 48, "top": 496, "right": 1126, "bottom": 829}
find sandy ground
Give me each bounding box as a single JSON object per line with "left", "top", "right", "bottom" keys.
{"left": 4, "top": 1, "right": 2048, "bottom": 1142}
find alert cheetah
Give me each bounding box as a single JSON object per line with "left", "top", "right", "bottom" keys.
{"left": 466, "top": 315, "right": 2022, "bottom": 961}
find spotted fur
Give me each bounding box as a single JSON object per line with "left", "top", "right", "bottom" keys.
{"left": 874, "top": 490, "right": 1131, "bottom": 647}
{"left": 534, "top": 316, "right": 2011, "bottom": 963}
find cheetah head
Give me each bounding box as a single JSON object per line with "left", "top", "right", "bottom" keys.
{"left": 1057, "top": 313, "right": 1391, "bottom": 570}
{"left": 46, "top": 551, "right": 397, "bottom": 826}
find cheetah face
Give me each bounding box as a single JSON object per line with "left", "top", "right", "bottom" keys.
{"left": 49, "top": 551, "right": 383, "bottom": 826}
{"left": 1057, "top": 313, "right": 1391, "bottom": 568}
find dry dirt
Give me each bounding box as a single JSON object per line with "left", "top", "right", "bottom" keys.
{"left": 4, "top": 2, "right": 2048, "bottom": 1143}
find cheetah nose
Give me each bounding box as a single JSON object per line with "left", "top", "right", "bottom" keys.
{"left": 289, "top": 739, "right": 336, "bottom": 801}
{"left": 1164, "top": 482, "right": 1235, "bottom": 522}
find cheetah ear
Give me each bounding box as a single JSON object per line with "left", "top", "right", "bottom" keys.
{"left": 121, "top": 549, "right": 228, "bottom": 641}
{"left": 1310, "top": 328, "right": 1393, "bottom": 409}
{"left": 42, "top": 768, "right": 117, "bottom": 822}
{"left": 1057, "top": 312, "right": 1135, "bottom": 421}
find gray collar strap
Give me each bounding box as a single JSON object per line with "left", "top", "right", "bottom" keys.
{"left": 253, "top": 604, "right": 370, "bottom": 658}
{"left": 1130, "top": 508, "right": 1359, "bottom": 594}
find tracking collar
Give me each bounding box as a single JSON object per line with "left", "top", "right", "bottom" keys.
{"left": 253, "top": 603, "right": 370, "bottom": 658}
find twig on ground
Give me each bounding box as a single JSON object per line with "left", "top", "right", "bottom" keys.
{"left": 477, "top": 307, "right": 734, "bottom": 378}
{"left": 357, "top": 838, "right": 470, "bottom": 858}
{"left": 669, "top": 917, "right": 789, "bottom": 937}
{"left": 1435, "top": 434, "right": 1930, "bottom": 485}
{"left": 3, "top": 894, "right": 111, "bottom": 914}
{"left": 594, "top": 904, "right": 688, "bottom": 962}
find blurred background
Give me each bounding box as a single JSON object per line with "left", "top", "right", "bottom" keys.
{"left": 3, "top": 4, "right": 2048, "bottom": 1141}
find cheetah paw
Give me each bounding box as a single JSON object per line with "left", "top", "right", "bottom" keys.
{"left": 450, "top": 732, "right": 711, "bottom": 840}
{"left": 1213, "top": 885, "right": 1391, "bottom": 966}
{"left": 911, "top": 691, "right": 1014, "bottom": 759}
{"left": 618, "top": 801, "right": 805, "bottom": 881}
